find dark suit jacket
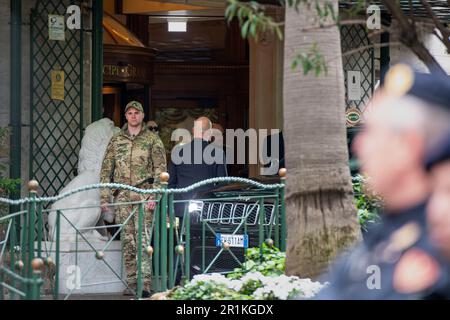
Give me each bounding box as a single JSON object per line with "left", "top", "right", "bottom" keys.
{"left": 168, "top": 139, "right": 228, "bottom": 216}
{"left": 263, "top": 131, "right": 285, "bottom": 174}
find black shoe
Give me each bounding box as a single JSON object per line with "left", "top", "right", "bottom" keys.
{"left": 141, "top": 290, "right": 151, "bottom": 298}
{"left": 123, "top": 288, "right": 135, "bottom": 296}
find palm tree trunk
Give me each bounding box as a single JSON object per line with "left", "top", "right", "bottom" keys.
{"left": 283, "top": 0, "right": 361, "bottom": 278}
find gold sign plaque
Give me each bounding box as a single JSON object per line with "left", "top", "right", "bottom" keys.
{"left": 103, "top": 64, "right": 149, "bottom": 83}
{"left": 103, "top": 44, "right": 156, "bottom": 85}
{"left": 51, "top": 70, "right": 65, "bottom": 101}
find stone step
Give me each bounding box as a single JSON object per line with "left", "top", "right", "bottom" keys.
{"left": 38, "top": 240, "right": 126, "bottom": 295}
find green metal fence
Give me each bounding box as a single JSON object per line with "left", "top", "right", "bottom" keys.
{"left": 0, "top": 182, "right": 44, "bottom": 300}
{"left": 0, "top": 173, "right": 286, "bottom": 300}
{"left": 341, "top": 24, "right": 375, "bottom": 111}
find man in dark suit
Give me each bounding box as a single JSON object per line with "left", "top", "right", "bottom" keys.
{"left": 168, "top": 117, "right": 228, "bottom": 218}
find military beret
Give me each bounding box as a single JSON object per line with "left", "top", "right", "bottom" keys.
{"left": 125, "top": 100, "right": 144, "bottom": 113}
{"left": 384, "top": 64, "right": 450, "bottom": 112}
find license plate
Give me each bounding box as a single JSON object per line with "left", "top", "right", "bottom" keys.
{"left": 215, "top": 233, "right": 249, "bottom": 248}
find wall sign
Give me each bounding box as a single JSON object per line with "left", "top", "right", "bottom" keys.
{"left": 51, "top": 70, "right": 65, "bottom": 101}
{"left": 48, "top": 14, "right": 65, "bottom": 41}
{"left": 346, "top": 107, "right": 362, "bottom": 127}
{"left": 347, "top": 70, "right": 362, "bottom": 101}
{"left": 103, "top": 45, "right": 156, "bottom": 85}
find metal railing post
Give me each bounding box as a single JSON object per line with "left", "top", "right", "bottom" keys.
{"left": 168, "top": 193, "right": 174, "bottom": 289}
{"left": 160, "top": 173, "right": 169, "bottom": 292}
{"left": 9, "top": 217, "right": 17, "bottom": 299}
{"left": 274, "top": 187, "right": 280, "bottom": 248}
{"left": 184, "top": 205, "right": 190, "bottom": 282}
{"left": 29, "top": 258, "right": 43, "bottom": 300}
{"left": 27, "top": 181, "right": 38, "bottom": 281}
{"left": 153, "top": 192, "right": 160, "bottom": 293}
{"left": 202, "top": 220, "right": 205, "bottom": 273}
{"left": 258, "top": 197, "right": 264, "bottom": 260}
{"left": 36, "top": 203, "right": 43, "bottom": 258}
{"left": 137, "top": 202, "right": 144, "bottom": 298}
{"left": 54, "top": 210, "right": 61, "bottom": 300}
{"left": 279, "top": 168, "right": 287, "bottom": 251}
{"left": 20, "top": 205, "right": 27, "bottom": 283}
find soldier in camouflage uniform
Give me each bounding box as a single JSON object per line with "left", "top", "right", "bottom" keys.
{"left": 100, "top": 101, "right": 167, "bottom": 297}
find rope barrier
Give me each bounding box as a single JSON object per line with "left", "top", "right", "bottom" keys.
{"left": 0, "top": 177, "right": 284, "bottom": 205}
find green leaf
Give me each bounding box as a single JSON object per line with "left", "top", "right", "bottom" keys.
{"left": 275, "top": 26, "right": 283, "bottom": 40}
{"left": 224, "top": 3, "right": 233, "bottom": 19}
{"left": 225, "top": 1, "right": 237, "bottom": 23}
{"left": 249, "top": 19, "right": 257, "bottom": 38}
{"left": 315, "top": 2, "right": 323, "bottom": 18}
{"left": 241, "top": 19, "right": 250, "bottom": 39}
{"left": 291, "top": 58, "right": 298, "bottom": 71}
{"left": 302, "top": 58, "right": 312, "bottom": 75}
{"left": 327, "top": 2, "right": 337, "bottom": 21}
{"left": 237, "top": 6, "right": 246, "bottom": 24}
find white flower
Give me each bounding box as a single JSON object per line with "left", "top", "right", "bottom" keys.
{"left": 240, "top": 271, "right": 265, "bottom": 283}
{"left": 250, "top": 275, "right": 327, "bottom": 300}
{"left": 227, "top": 279, "right": 243, "bottom": 291}
{"left": 182, "top": 271, "right": 327, "bottom": 300}
{"left": 291, "top": 278, "right": 327, "bottom": 299}
{"left": 252, "top": 287, "right": 266, "bottom": 299}
{"left": 189, "top": 273, "right": 230, "bottom": 287}
{"left": 271, "top": 286, "right": 289, "bottom": 300}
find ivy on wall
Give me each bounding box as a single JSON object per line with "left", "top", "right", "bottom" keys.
{"left": 0, "top": 127, "right": 21, "bottom": 217}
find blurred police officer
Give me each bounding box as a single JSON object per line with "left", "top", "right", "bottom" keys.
{"left": 426, "top": 131, "right": 450, "bottom": 259}
{"left": 316, "top": 64, "right": 450, "bottom": 299}
{"left": 423, "top": 132, "right": 450, "bottom": 298}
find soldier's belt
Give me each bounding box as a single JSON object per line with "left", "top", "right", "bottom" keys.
{"left": 112, "top": 177, "right": 155, "bottom": 198}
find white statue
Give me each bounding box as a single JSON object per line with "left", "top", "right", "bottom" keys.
{"left": 48, "top": 118, "right": 120, "bottom": 242}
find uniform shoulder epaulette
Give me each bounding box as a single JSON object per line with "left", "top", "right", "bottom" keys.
{"left": 388, "top": 221, "right": 422, "bottom": 252}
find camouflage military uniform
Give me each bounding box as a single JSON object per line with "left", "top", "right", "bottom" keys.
{"left": 100, "top": 124, "right": 166, "bottom": 292}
